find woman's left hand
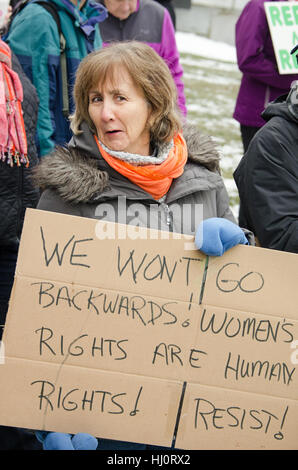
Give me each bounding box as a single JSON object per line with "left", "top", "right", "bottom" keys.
{"left": 195, "top": 217, "right": 248, "bottom": 256}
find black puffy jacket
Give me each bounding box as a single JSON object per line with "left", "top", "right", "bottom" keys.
{"left": 234, "top": 83, "right": 298, "bottom": 253}
{"left": 0, "top": 54, "right": 39, "bottom": 249}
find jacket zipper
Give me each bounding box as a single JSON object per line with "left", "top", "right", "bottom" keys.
{"left": 158, "top": 199, "right": 173, "bottom": 232}
{"left": 119, "top": 18, "right": 125, "bottom": 40}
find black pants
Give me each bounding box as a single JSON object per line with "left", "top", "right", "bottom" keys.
{"left": 240, "top": 124, "right": 261, "bottom": 153}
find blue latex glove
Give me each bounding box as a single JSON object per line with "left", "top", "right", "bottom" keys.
{"left": 195, "top": 217, "right": 248, "bottom": 256}
{"left": 35, "top": 431, "right": 98, "bottom": 450}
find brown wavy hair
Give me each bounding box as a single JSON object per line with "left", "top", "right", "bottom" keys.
{"left": 70, "top": 41, "right": 182, "bottom": 144}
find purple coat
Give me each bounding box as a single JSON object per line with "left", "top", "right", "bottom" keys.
{"left": 99, "top": 0, "right": 187, "bottom": 117}
{"left": 233, "top": 0, "right": 298, "bottom": 128}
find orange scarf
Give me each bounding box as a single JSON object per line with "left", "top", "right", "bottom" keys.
{"left": 94, "top": 133, "right": 187, "bottom": 200}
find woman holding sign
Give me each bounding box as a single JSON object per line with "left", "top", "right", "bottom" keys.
{"left": 33, "top": 41, "right": 252, "bottom": 450}
{"left": 233, "top": 0, "right": 298, "bottom": 153}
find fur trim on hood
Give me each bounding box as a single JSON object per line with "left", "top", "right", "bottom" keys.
{"left": 35, "top": 147, "right": 110, "bottom": 204}
{"left": 34, "top": 122, "right": 221, "bottom": 204}
{"left": 182, "top": 123, "right": 220, "bottom": 173}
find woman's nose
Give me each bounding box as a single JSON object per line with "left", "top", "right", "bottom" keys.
{"left": 100, "top": 101, "right": 115, "bottom": 121}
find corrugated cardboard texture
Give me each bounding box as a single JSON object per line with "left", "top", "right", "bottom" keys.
{"left": 0, "top": 208, "right": 297, "bottom": 449}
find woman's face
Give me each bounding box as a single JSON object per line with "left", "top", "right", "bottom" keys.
{"left": 103, "top": 0, "right": 137, "bottom": 20}
{"left": 88, "top": 66, "right": 151, "bottom": 156}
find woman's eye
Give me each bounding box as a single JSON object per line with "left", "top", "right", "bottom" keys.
{"left": 116, "top": 95, "right": 126, "bottom": 102}
{"left": 90, "top": 96, "right": 102, "bottom": 103}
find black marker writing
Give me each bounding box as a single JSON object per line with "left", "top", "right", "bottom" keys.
{"left": 40, "top": 226, "right": 92, "bottom": 268}
{"left": 152, "top": 342, "right": 207, "bottom": 368}
{"left": 224, "top": 352, "right": 295, "bottom": 385}
{"left": 193, "top": 398, "right": 289, "bottom": 440}
{"left": 34, "top": 327, "right": 128, "bottom": 360}
{"left": 216, "top": 263, "right": 264, "bottom": 293}
{"left": 31, "top": 380, "right": 143, "bottom": 415}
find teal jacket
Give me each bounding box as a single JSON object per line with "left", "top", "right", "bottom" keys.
{"left": 6, "top": 0, "right": 107, "bottom": 157}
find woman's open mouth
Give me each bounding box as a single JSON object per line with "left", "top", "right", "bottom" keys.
{"left": 106, "top": 129, "right": 122, "bottom": 135}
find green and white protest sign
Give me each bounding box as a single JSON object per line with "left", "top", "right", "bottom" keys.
{"left": 265, "top": 1, "right": 298, "bottom": 74}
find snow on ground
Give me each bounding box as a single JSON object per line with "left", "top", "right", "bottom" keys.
{"left": 175, "top": 32, "right": 242, "bottom": 218}
{"left": 176, "top": 32, "right": 237, "bottom": 63}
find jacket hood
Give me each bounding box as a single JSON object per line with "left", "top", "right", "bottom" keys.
{"left": 262, "top": 81, "right": 298, "bottom": 124}
{"left": 34, "top": 121, "right": 221, "bottom": 204}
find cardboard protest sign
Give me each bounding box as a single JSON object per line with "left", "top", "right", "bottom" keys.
{"left": 265, "top": 1, "right": 298, "bottom": 74}
{"left": 0, "top": 208, "right": 297, "bottom": 449}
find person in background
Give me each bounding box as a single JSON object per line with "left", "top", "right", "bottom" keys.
{"left": 154, "top": 0, "right": 176, "bottom": 29}
{"left": 233, "top": 0, "right": 298, "bottom": 152}
{"left": 33, "top": 41, "right": 251, "bottom": 450}
{"left": 98, "top": 0, "right": 187, "bottom": 117}
{"left": 0, "top": 38, "right": 42, "bottom": 450}
{"left": 5, "top": 0, "right": 107, "bottom": 157}
{"left": 234, "top": 79, "right": 298, "bottom": 254}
